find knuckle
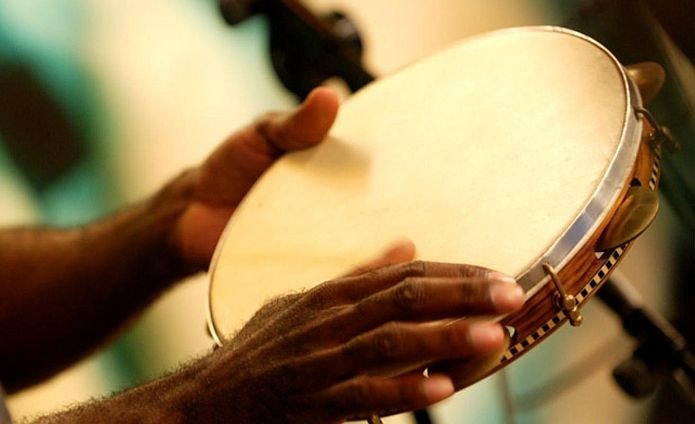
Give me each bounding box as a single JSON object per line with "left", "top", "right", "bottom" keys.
{"left": 403, "top": 260, "right": 427, "bottom": 277}
{"left": 356, "top": 268, "right": 382, "bottom": 283}
{"left": 352, "top": 296, "right": 372, "bottom": 319}
{"left": 253, "top": 111, "right": 285, "bottom": 147}
{"left": 301, "top": 282, "right": 336, "bottom": 310}
{"left": 341, "top": 337, "right": 362, "bottom": 361}
{"left": 372, "top": 324, "right": 402, "bottom": 359}
{"left": 459, "top": 264, "right": 490, "bottom": 279}
{"left": 340, "top": 378, "right": 371, "bottom": 410}
{"left": 366, "top": 267, "right": 386, "bottom": 279}
{"left": 394, "top": 278, "right": 427, "bottom": 312}
{"left": 254, "top": 111, "right": 281, "bottom": 131}
{"left": 344, "top": 324, "right": 404, "bottom": 364}
{"left": 444, "top": 324, "right": 469, "bottom": 349}
{"left": 460, "top": 281, "right": 490, "bottom": 305}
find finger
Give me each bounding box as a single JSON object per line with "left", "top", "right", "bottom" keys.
{"left": 343, "top": 239, "right": 416, "bottom": 277}
{"left": 290, "top": 242, "right": 418, "bottom": 312}
{"left": 301, "top": 260, "right": 516, "bottom": 311}
{"left": 338, "top": 320, "right": 507, "bottom": 377}
{"left": 313, "top": 373, "right": 454, "bottom": 421}
{"left": 339, "top": 261, "right": 514, "bottom": 301}
{"left": 359, "top": 275, "right": 525, "bottom": 320}
{"left": 289, "top": 276, "right": 523, "bottom": 350}
{"left": 431, "top": 337, "right": 510, "bottom": 390}
{"left": 283, "top": 319, "right": 506, "bottom": 391}
{"left": 257, "top": 86, "right": 340, "bottom": 151}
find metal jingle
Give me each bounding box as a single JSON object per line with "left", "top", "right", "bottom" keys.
{"left": 596, "top": 186, "right": 660, "bottom": 251}
{"left": 626, "top": 62, "right": 665, "bottom": 105}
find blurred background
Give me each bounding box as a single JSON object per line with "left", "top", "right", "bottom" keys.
{"left": 0, "top": 0, "right": 692, "bottom": 423}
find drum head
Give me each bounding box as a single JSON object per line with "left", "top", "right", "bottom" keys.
{"left": 208, "top": 26, "right": 638, "bottom": 341}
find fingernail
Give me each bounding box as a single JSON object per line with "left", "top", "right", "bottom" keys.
{"left": 489, "top": 271, "right": 517, "bottom": 285}
{"left": 421, "top": 376, "right": 454, "bottom": 401}
{"left": 490, "top": 282, "right": 524, "bottom": 310}
{"left": 468, "top": 322, "right": 505, "bottom": 347}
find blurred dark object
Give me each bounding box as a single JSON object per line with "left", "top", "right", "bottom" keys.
{"left": 0, "top": 62, "right": 85, "bottom": 192}
{"left": 575, "top": 0, "right": 695, "bottom": 61}
{"left": 566, "top": 1, "right": 695, "bottom": 422}
{"left": 219, "top": 0, "right": 374, "bottom": 98}
{"left": 598, "top": 274, "right": 694, "bottom": 401}
{"left": 642, "top": 0, "right": 695, "bottom": 62}
{"left": 567, "top": 0, "right": 694, "bottom": 235}
{"left": 219, "top": 0, "right": 259, "bottom": 24}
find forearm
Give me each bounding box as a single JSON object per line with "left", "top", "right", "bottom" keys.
{"left": 0, "top": 170, "right": 200, "bottom": 391}
{"left": 24, "top": 256, "right": 525, "bottom": 424}
{"left": 32, "top": 351, "right": 254, "bottom": 424}
{"left": 32, "top": 357, "right": 200, "bottom": 424}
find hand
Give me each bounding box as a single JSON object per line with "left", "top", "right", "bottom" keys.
{"left": 186, "top": 241, "right": 524, "bottom": 423}
{"left": 172, "top": 88, "right": 340, "bottom": 268}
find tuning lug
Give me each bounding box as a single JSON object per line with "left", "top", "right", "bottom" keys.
{"left": 543, "top": 263, "right": 583, "bottom": 327}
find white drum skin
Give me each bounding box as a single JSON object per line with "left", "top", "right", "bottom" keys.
{"left": 207, "top": 27, "right": 641, "bottom": 343}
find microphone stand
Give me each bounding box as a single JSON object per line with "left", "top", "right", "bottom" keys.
{"left": 219, "top": 0, "right": 375, "bottom": 98}
{"left": 597, "top": 271, "right": 694, "bottom": 403}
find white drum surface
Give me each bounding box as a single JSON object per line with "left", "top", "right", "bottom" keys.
{"left": 209, "top": 27, "right": 628, "bottom": 338}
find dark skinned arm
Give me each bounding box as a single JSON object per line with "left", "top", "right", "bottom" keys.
{"left": 36, "top": 255, "right": 524, "bottom": 424}
{"left": 0, "top": 171, "right": 195, "bottom": 391}
{"left": 0, "top": 88, "right": 339, "bottom": 392}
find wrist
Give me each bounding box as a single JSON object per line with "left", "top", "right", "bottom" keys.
{"left": 143, "top": 168, "right": 202, "bottom": 279}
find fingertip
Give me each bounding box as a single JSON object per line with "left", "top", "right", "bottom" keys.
{"left": 490, "top": 282, "right": 525, "bottom": 312}
{"left": 466, "top": 322, "right": 507, "bottom": 353}
{"left": 305, "top": 86, "right": 341, "bottom": 110}
{"left": 384, "top": 238, "right": 416, "bottom": 263}
{"left": 420, "top": 375, "right": 454, "bottom": 402}
{"left": 286, "top": 87, "right": 340, "bottom": 146}
{"left": 302, "top": 87, "right": 340, "bottom": 124}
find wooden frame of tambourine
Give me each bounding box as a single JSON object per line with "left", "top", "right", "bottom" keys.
{"left": 450, "top": 30, "right": 665, "bottom": 388}
{"left": 443, "top": 30, "right": 665, "bottom": 389}
{"left": 205, "top": 26, "right": 665, "bottom": 392}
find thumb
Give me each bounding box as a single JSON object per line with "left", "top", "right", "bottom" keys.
{"left": 262, "top": 87, "right": 340, "bottom": 151}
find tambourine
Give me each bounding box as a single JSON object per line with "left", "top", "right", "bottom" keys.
{"left": 206, "top": 26, "right": 671, "bottom": 404}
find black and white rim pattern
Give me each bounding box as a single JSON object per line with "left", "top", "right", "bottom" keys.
{"left": 501, "top": 142, "right": 661, "bottom": 363}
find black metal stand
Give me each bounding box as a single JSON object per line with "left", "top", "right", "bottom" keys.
{"left": 597, "top": 272, "right": 694, "bottom": 403}
{"left": 219, "top": 0, "right": 374, "bottom": 98}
